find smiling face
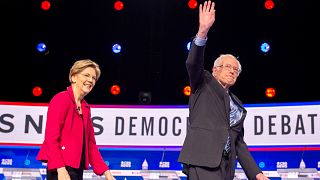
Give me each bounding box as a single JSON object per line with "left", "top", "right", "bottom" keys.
{"left": 71, "top": 67, "right": 97, "bottom": 97}
{"left": 69, "top": 59, "right": 101, "bottom": 99}
{"left": 212, "top": 55, "right": 241, "bottom": 89}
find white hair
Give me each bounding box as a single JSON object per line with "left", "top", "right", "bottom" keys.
{"left": 213, "top": 54, "right": 242, "bottom": 73}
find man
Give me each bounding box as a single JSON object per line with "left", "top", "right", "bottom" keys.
{"left": 178, "top": 1, "right": 270, "bottom": 180}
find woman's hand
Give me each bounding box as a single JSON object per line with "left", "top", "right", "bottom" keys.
{"left": 57, "top": 167, "right": 71, "bottom": 180}
{"left": 104, "top": 170, "right": 116, "bottom": 180}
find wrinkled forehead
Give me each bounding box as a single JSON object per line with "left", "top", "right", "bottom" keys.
{"left": 221, "top": 56, "right": 239, "bottom": 66}
{"left": 82, "top": 67, "right": 97, "bottom": 74}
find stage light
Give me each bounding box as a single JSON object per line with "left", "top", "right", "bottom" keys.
{"left": 112, "top": 43, "right": 121, "bottom": 54}
{"left": 110, "top": 85, "right": 121, "bottom": 95}
{"left": 260, "top": 42, "right": 270, "bottom": 53}
{"left": 183, "top": 86, "right": 191, "bottom": 96}
{"left": 264, "top": 0, "right": 275, "bottom": 10}
{"left": 37, "top": 42, "right": 47, "bottom": 53}
{"left": 114, "top": 1, "right": 124, "bottom": 11}
{"left": 138, "top": 91, "right": 152, "bottom": 104}
{"left": 186, "top": 41, "right": 191, "bottom": 51}
{"left": 41, "top": 0, "right": 51, "bottom": 11}
{"left": 188, "top": 0, "right": 198, "bottom": 9}
{"left": 32, "top": 86, "right": 43, "bottom": 97}
{"left": 265, "top": 87, "right": 276, "bottom": 98}
{"left": 259, "top": 161, "right": 266, "bottom": 168}
{"left": 24, "top": 159, "right": 31, "bottom": 166}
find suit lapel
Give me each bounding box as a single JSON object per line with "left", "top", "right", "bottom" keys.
{"left": 224, "top": 93, "right": 230, "bottom": 125}
{"left": 206, "top": 72, "right": 231, "bottom": 125}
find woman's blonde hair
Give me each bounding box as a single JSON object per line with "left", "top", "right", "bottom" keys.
{"left": 69, "top": 59, "right": 101, "bottom": 83}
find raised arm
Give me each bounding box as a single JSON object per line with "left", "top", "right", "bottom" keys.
{"left": 186, "top": 1, "right": 216, "bottom": 91}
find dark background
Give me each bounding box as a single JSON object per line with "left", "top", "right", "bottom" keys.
{"left": 0, "top": 0, "right": 318, "bottom": 105}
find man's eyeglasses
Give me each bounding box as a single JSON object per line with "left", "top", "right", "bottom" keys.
{"left": 217, "top": 64, "right": 241, "bottom": 74}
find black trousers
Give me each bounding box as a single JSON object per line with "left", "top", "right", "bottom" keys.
{"left": 46, "top": 166, "right": 84, "bottom": 180}
{"left": 183, "top": 154, "right": 232, "bottom": 180}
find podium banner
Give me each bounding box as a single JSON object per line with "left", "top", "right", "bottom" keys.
{"left": 0, "top": 101, "right": 320, "bottom": 146}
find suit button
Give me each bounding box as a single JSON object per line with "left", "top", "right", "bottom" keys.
{"left": 61, "top": 146, "right": 66, "bottom": 150}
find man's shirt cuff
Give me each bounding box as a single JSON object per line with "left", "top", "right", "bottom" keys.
{"left": 194, "top": 34, "right": 207, "bottom": 46}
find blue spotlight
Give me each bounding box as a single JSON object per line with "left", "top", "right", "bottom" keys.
{"left": 260, "top": 42, "right": 270, "bottom": 53}
{"left": 37, "top": 42, "right": 47, "bottom": 53}
{"left": 259, "top": 161, "right": 266, "bottom": 168}
{"left": 105, "top": 161, "right": 110, "bottom": 166}
{"left": 187, "top": 41, "right": 191, "bottom": 51}
{"left": 112, "top": 43, "right": 122, "bottom": 53}
{"left": 24, "top": 159, "right": 31, "bottom": 166}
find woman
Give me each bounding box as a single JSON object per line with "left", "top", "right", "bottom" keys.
{"left": 37, "top": 59, "right": 115, "bottom": 180}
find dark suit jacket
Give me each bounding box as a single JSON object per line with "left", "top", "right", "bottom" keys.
{"left": 178, "top": 41, "right": 261, "bottom": 180}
